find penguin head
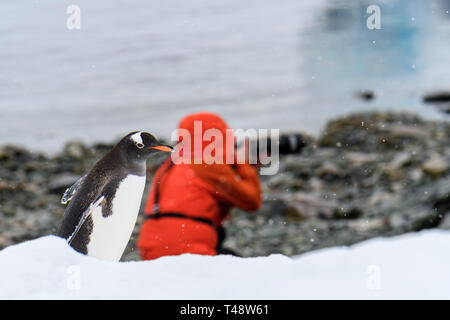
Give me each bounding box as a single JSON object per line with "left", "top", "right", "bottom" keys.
{"left": 120, "top": 131, "right": 172, "bottom": 162}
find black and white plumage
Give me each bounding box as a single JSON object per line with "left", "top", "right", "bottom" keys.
{"left": 57, "top": 131, "right": 172, "bottom": 261}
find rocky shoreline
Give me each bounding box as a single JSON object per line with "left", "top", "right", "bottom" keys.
{"left": 1, "top": 112, "right": 449, "bottom": 260}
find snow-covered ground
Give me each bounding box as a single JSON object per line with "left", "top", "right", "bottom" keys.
{"left": 1, "top": 230, "right": 449, "bottom": 299}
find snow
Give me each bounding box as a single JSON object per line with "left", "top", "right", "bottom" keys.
{"left": 1, "top": 230, "right": 449, "bottom": 299}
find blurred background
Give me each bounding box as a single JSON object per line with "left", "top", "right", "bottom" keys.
{"left": 0, "top": 0, "right": 449, "bottom": 260}
{"left": 1, "top": 0, "right": 449, "bottom": 152}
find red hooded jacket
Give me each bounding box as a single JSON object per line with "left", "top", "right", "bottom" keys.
{"left": 137, "top": 113, "right": 261, "bottom": 260}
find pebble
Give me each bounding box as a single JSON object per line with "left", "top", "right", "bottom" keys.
{"left": 423, "top": 153, "right": 449, "bottom": 177}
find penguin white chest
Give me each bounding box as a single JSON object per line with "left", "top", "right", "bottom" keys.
{"left": 87, "top": 174, "right": 146, "bottom": 261}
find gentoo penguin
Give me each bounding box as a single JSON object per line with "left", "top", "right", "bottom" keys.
{"left": 57, "top": 131, "right": 172, "bottom": 261}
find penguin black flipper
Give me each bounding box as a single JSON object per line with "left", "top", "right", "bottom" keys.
{"left": 61, "top": 175, "right": 86, "bottom": 205}
{"left": 67, "top": 195, "right": 105, "bottom": 246}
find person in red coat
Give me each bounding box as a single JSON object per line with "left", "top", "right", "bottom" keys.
{"left": 137, "top": 112, "right": 262, "bottom": 260}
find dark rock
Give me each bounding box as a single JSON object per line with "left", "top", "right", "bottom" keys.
{"left": 423, "top": 91, "right": 450, "bottom": 103}
{"left": 318, "top": 112, "right": 428, "bottom": 152}
{"left": 423, "top": 92, "right": 450, "bottom": 114}
{"left": 332, "top": 207, "right": 363, "bottom": 220}
{"left": 356, "top": 90, "right": 375, "bottom": 101}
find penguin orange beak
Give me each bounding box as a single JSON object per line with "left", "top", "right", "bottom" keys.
{"left": 150, "top": 145, "right": 173, "bottom": 152}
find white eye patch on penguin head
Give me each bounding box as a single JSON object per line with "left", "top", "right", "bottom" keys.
{"left": 130, "top": 131, "right": 144, "bottom": 146}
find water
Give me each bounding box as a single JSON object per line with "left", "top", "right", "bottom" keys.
{"left": 1, "top": 0, "right": 449, "bottom": 153}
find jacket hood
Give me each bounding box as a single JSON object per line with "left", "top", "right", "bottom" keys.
{"left": 177, "top": 112, "right": 234, "bottom": 164}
